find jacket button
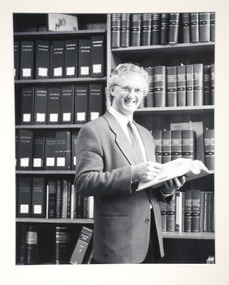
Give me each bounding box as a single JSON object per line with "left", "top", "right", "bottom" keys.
{"left": 145, "top": 218, "right": 150, "bottom": 223}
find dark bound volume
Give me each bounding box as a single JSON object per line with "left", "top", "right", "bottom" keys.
{"left": 211, "top": 64, "right": 215, "bottom": 105}
{"left": 186, "top": 64, "right": 194, "bottom": 106}
{"left": 210, "top": 12, "right": 215, "bottom": 42}
{"left": 145, "top": 67, "right": 154, "bottom": 107}
{"left": 17, "top": 224, "right": 27, "bottom": 264}
{"left": 203, "top": 65, "right": 212, "bottom": 105}
{"left": 71, "top": 130, "right": 78, "bottom": 169}
{"left": 182, "top": 130, "right": 196, "bottom": 160}
{"left": 34, "top": 87, "right": 48, "bottom": 124}
{"left": 190, "top": 13, "right": 199, "bottom": 43}
{"left": 184, "top": 189, "right": 192, "bottom": 232}
{"left": 181, "top": 13, "right": 190, "bottom": 43}
{"left": 166, "top": 66, "right": 177, "bottom": 107}
{"left": 51, "top": 40, "right": 65, "bottom": 78}
{"left": 47, "top": 87, "right": 61, "bottom": 124}
{"left": 25, "top": 225, "right": 38, "bottom": 265}
{"left": 18, "top": 129, "right": 33, "bottom": 170}
{"left": 193, "top": 63, "right": 204, "bottom": 106}
{"left": 111, "top": 13, "right": 121, "bottom": 48}
{"left": 46, "top": 180, "right": 57, "bottom": 218}
{"left": 74, "top": 85, "right": 88, "bottom": 124}
{"left": 160, "top": 13, "right": 169, "bottom": 45}
{"left": 166, "top": 193, "right": 176, "bottom": 232}
{"left": 91, "top": 35, "right": 105, "bottom": 77}
{"left": 130, "top": 13, "right": 141, "bottom": 46}
{"left": 20, "top": 41, "right": 34, "bottom": 80}
{"left": 31, "top": 177, "right": 46, "bottom": 218}
{"left": 153, "top": 66, "right": 166, "bottom": 107}
{"left": 44, "top": 130, "right": 56, "bottom": 170}
{"left": 14, "top": 41, "right": 20, "bottom": 80}
{"left": 151, "top": 13, "right": 160, "bottom": 45}
{"left": 162, "top": 130, "right": 171, "bottom": 164}
{"left": 199, "top": 13, "right": 210, "bottom": 42}
{"left": 121, "top": 13, "right": 130, "bottom": 47}
{"left": 55, "top": 130, "right": 71, "bottom": 170}
{"left": 78, "top": 39, "right": 91, "bottom": 77}
{"left": 171, "top": 130, "right": 182, "bottom": 161}
{"left": 168, "top": 13, "right": 179, "bottom": 45}
{"left": 159, "top": 201, "right": 167, "bottom": 232}
{"left": 32, "top": 130, "right": 45, "bottom": 170}
{"left": 64, "top": 39, "right": 78, "bottom": 78}
{"left": 17, "top": 177, "right": 32, "bottom": 217}
{"left": 191, "top": 190, "right": 201, "bottom": 232}
{"left": 56, "top": 180, "right": 63, "bottom": 218}
{"left": 152, "top": 130, "right": 162, "bottom": 163}
{"left": 55, "top": 226, "right": 71, "bottom": 264}
{"left": 70, "top": 226, "right": 93, "bottom": 264}
{"left": 204, "top": 129, "right": 214, "bottom": 170}
{"left": 88, "top": 84, "right": 103, "bottom": 121}
{"left": 20, "top": 87, "right": 34, "bottom": 125}
{"left": 60, "top": 85, "right": 74, "bottom": 124}
{"left": 177, "top": 65, "right": 186, "bottom": 106}
{"left": 141, "top": 13, "right": 151, "bottom": 46}
{"left": 35, "top": 40, "right": 50, "bottom": 79}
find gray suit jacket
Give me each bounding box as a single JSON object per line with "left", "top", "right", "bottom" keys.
{"left": 75, "top": 111, "right": 165, "bottom": 263}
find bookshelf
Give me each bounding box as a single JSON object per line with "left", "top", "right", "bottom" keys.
{"left": 14, "top": 12, "right": 215, "bottom": 265}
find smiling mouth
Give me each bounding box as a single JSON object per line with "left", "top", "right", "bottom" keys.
{"left": 124, "top": 98, "right": 137, "bottom": 104}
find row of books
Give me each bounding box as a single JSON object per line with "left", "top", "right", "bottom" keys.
{"left": 142, "top": 63, "right": 214, "bottom": 108}
{"left": 111, "top": 12, "right": 215, "bottom": 48}
{"left": 16, "top": 177, "right": 94, "bottom": 219}
{"left": 152, "top": 128, "right": 214, "bottom": 170}
{"left": 159, "top": 189, "right": 214, "bottom": 233}
{"left": 14, "top": 35, "right": 106, "bottom": 80}
{"left": 17, "top": 224, "right": 93, "bottom": 265}
{"left": 16, "top": 129, "right": 78, "bottom": 171}
{"left": 17, "top": 83, "right": 104, "bottom": 125}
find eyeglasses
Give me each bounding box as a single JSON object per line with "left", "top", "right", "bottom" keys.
{"left": 114, "top": 84, "right": 144, "bottom": 95}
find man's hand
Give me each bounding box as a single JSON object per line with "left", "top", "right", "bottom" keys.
{"left": 131, "top": 161, "right": 162, "bottom": 182}
{"left": 163, "top": 176, "right": 186, "bottom": 194}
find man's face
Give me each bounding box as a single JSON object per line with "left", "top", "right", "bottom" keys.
{"left": 111, "top": 73, "right": 146, "bottom": 117}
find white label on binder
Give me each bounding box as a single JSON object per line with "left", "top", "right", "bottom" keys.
{"left": 73, "top": 156, "right": 76, "bottom": 166}
{"left": 57, "top": 157, "right": 65, "bottom": 167}
{"left": 93, "top": 64, "right": 102, "bottom": 74}
{"left": 54, "top": 67, "right": 63, "bottom": 77}
{"left": 80, "top": 66, "right": 89, "bottom": 75}
{"left": 50, "top": 113, "right": 58, "bottom": 122}
{"left": 38, "top": 67, "right": 48, "bottom": 77}
{"left": 46, "top": 157, "right": 55, "bottom": 166}
{"left": 36, "top": 113, "right": 45, "bottom": 122}
{"left": 66, "top": 67, "right": 75, "bottom": 76}
{"left": 23, "top": 113, "right": 31, "bottom": 122}
{"left": 22, "top": 68, "right": 31, "bottom": 77}
{"left": 77, "top": 112, "right": 86, "bottom": 121}
{"left": 63, "top": 112, "right": 71, "bottom": 122}
{"left": 20, "top": 204, "right": 29, "bottom": 214}
{"left": 20, "top": 157, "right": 29, "bottom": 167}
{"left": 90, "top": 112, "right": 99, "bottom": 120}
{"left": 34, "top": 205, "right": 42, "bottom": 214}
{"left": 33, "top": 158, "right": 42, "bottom": 167}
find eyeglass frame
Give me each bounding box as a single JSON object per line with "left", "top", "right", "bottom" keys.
{"left": 113, "top": 84, "right": 145, "bottom": 96}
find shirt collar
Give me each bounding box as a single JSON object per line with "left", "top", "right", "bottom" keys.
{"left": 109, "top": 106, "right": 133, "bottom": 126}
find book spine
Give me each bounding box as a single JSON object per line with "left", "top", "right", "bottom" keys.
{"left": 121, "top": 13, "right": 130, "bottom": 47}
{"left": 47, "top": 180, "right": 57, "bottom": 218}
{"left": 32, "top": 130, "right": 45, "bottom": 170}
{"left": 184, "top": 189, "right": 192, "bottom": 232}
{"left": 177, "top": 65, "right": 186, "bottom": 106}
{"left": 55, "top": 226, "right": 71, "bottom": 264}
{"left": 175, "top": 191, "right": 185, "bottom": 232}
{"left": 190, "top": 13, "right": 199, "bottom": 43}
{"left": 153, "top": 66, "right": 166, "bottom": 107}
{"left": 166, "top": 193, "right": 176, "bottom": 232}
{"left": 18, "top": 224, "right": 27, "bottom": 264}
{"left": 204, "top": 129, "right": 214, "bottom": 170}
{"left": 211, "top": 63, "right": 215, "bottom": 105}
{"left": 182, "top": 130, "right": 196, "bottom": 160}
{"left": 91, "top": 35, "right": 105, "bottom": 77}
{"left": 71, "top": 184, "right": 77, "bottom": 219}
{"left": 64, "top": 39, "right": 78, "bottom": 78}
{"left": 71, "top": 130, "right": 78, "bottom": 170}
{"left": 34, "top": 87, "right": 48, "bottom": 124}
{"left": 130, "top": 13, "right": 141, "bottom": 46}
{"left": 44, "top": 130, "right": 56, "bottom": 170}
{"left": 25, "top": 225, "right": 38, "bottom": 265}
{"left": 111, "top": 13, "right": 121, "bottom": 48}
{"left": 181, "top": 13, "right": 190, "bottom": 43}
{"left": 159, "top": 201, "right": 167, "bottom": 232}
{"left": 200, "top": 191, "right": 205, "bottom": 232}
{"left": 56, "top": 180, "right": 62, "bottom": 218}
{"left": 186, "top": 64, "right": 194, "bottom": 106}
{"left": 14, "top": 40, "right": 20, "bottom": 80}
{"left": 203, "top": 64, "right": 212, "bottom": 105}
{"left": 60, "top": 85, "right": 74, "bottom": 124}
{"left": 141, "top": 13, "right": 151, "bottom": 46}
{"left": 199, "top": 12, "right": 210, "bottom": 42}
{"left": 144, "top": 67, "right": 154, "bottom": 107}
{"left": 193, "top": 63, "right": 204, "bottom": 106}
{"left": 74, "top": 85, "right": 88, "bottom": 124}
{"left": 51, "top": 40, "right": 65, "bottom": 78}
{"left": 18, "top": 129, "right": 33, "bottom": 170}
{"left": 17, "top": 177, "right": 32, "bottom": 217}
{"left": 88, "top": 83, "right": 103, "bottom": 121}
{"left": 35, "top": 40, "right": 50, "bottom": 79}
{"left": 151, "top": 13, "right": 160, "bottom": 45}
{"left": 168, "top": 13, "right": 179, "bottom": 44}
{"left": 20, "top": 41, "right": 34, "bottom": 80}
{"left": 171, "top": 130, "right": 182, "bottom": 161}
{"left": 191, "top": 190, "right": 201, "bottom": 232}
{"left": 20, "top": 87, "right": 34, "bottom": 125}
{"left": 78, "top": 38, "right": 91, "bottom": 77}
{"left": 31, "top": 177, "right": 46, "bottom": 218}
{"left": 61, "top": 179, "right": 68, "bottom": 219}
{"left": 55, "top": 130, "right": 71, "bottom": 170}
{"left": 152, "top": 130, "right": 162, "bottom": 163}
{"left": 166, "top": 66, "right": 177, "bottom": 107}
{"left": 210, "top": 12, "right": 215, "bottom": 42}
{"left": 160, "top": 13, "right": 169, "bottom": 45}
{"left": 47, "top": 87, "right": 61, "bottom": 124}
{"left": 162, "top": 130, "right": 171, "bottom": 163}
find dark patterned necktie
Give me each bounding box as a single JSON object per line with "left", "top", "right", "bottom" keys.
{"left": 127, "top": 121, "right": 144, "bottom": 163}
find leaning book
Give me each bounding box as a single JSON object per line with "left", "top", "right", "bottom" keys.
{"left": 137, "top": 158, "right": 210, "bottom": 191}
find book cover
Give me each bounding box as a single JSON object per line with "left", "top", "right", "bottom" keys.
{"left": 159, "top": 201, "right": 167, "bottom": 232}
{"left": 211, "top": 63, "right": 215, "bottom": 105}
{"left": 14, "top": 40, "right": 20, "bottom": 80}
{"left": 144, "top": 67, "right": 154, "bottom": 107}
{"left": 71, "top": 130, "right": 78, "bottom": 170}
{"left": 55, "top": 130, "right": 71, "bottom": 170}
{"left": 151, "top": 13, "right": 160, "bottom": 45}
{"left": 25, "top": 225, "right": 38, "bottom": 265}
{"left": 51, "top": 40, "right": 65, "bottom": 78}
{"left": 70, "top": 226, "right": 93, "bottom": 264}
{"left": 175, "top": 191, "right": 185, "bottom": 232}
{"left": 191, "top": 189, "right": 201, "bottom": 232}
{"left": 56, "top": 180, "right": 63, "bottom": 218}
{"left": 190, "top": 13, "right": 199, "bottom": 43}
{"left": 31, "top": 177, "right": 46, "bottom": 218}
{"left": 64, "top": 39, "right": 78, "bottom": 78}
{"left": 17, "top": 176, "right": 32, "bottom": 217}
{"left": 200, "top": 191, "right": 205, "bottom": 232}
{"left": 166, "top": 193, "right": 176, "bottom": 232}
{"left": 152, "top": 129, "right": 162, "bottom": 163}
{"left": 177, "top": 65, "right": 186, "bottom": 106}
{"left": 171, "top": 130, "right": 182, "bottom": 161}
{"left": 130, "top": 13, "right": 141, "bottom": 46}
{"left": 20, "top": 41, "right": 34, "bottom": 80}
{"left": 20, "top": 86, "right": 34, "bottom": 125}
{"left": 168, "top": 13, "right": 179, "bottom": 44}
{"left": 91, "top": 35, "right": 105, "bottom": 77}
{"left": 210, "top": 12, "right": 215, "bottom": 42}
{"left": 70, "top": 184, "right": 77, "bottom": 219}
{"left": 111, "top": 13, "right": 121, "bottom": 48}
{"left": 47, "top": 86, "right": 61, "bottom": 124}
{"left": 78, "top": 38, "right": 91, "bottom": 77}
{"left": 17, "top": 224, "right": 27, "bottom": 264}
{"left": 203, "top": 64, "right": 212, "bottom": 105}
{"left": 121, "top": 13, "right": 130, "bottom": 47}
{"left": 160, "top": 13, "right": 169, "bottom": 45}
{"left": 166, "top": 66, "right": 177, "bottom": 107}
{"left": 74, "top": 85, "right": 88, "bottom": 124}
{"left": 44, "top": 130, "right": 56, "bottom": 170}
{"left": 35, "top": 40, "right": 50, "bottom": 79}
{"left": 181, "top": 13, "right": 190, "bottom": 43}
{"left": 186, "top": 64, "right": 194, "bottom": 106}
{"left": 141, "top": 13, "right": 151, "bottom": 46}
{"left": 184, "top": 189, "right": 192, "bottom": 232}
{"left": 153, "top": 65, "right": 166, "bottom": 107}
{"left": 60, "top": 85, "right": 74, "bottom": 124}
{"left": 32, "top": 130, "right": 45, "bottom": 170}
{"left": 46, "top": 180, "right": 57, "bottom": 218}
{"left": 88, "top": 83, "right": 103, "bottom": 121}
{"left": 17, "top": 129, "right": 33, "bottom": 170}
{"left": 204, "top": 129, "right": 214, "bottom": 170}
{"left": 182, "top": 130, "right": 196, "bottom": 160}
{"left": 199, "top": 13, "right": 210, "bottom": 42}
{"left": 34, "top": 87, "right": 48, "bottom": 125}
{"left": 193, "top": 63, "right": 204, "bottom": 106}
{"left": 162, "top": 130, "right": 171, "bottom": 164}
{"left": 55, "top": 226, "right": 71, "bottom": 264}
{"left": 61, "top": 179, "right": 69, "bottom": 219}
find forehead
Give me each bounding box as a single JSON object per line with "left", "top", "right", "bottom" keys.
{"left": 118, "top": 73, "right": 146, "bottom": 86}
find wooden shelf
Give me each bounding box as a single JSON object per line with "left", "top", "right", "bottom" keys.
{"left": 16, "top": 218, "right": 94, "bottom": 224}
{"left": 162, "top": 231, "right": 215, "bottom": 240}
{"left": 15, "top": 77, "right": 107, "bottom": 85}
{"left": 15, "top": 124, "right": 84, "bottom": 129}
{"left": 16, "top": 170, "right": 75, "bottom": 175}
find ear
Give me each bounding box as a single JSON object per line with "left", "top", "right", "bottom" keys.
{"left": 110, "top": 86, "right": 115, "bottom": 96}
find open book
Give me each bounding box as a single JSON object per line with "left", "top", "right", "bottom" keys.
{"left": 137, "top": 158, "right": 211, "bottom": 191}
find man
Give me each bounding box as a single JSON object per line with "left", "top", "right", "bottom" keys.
{"left": 75, "top": 63, "right": 185, "bottom": 264}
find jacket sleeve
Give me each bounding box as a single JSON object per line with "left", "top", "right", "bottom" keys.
{"left": 74, "top": 123, "right": 133, "bottom": 197}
